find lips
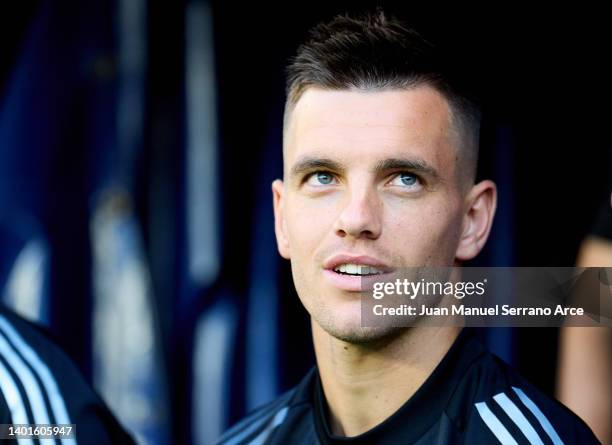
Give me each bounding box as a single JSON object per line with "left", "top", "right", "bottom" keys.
{"left": 323, "top": 254, "right": 392, "bottom": 273}
{"left": 322, "top": 254, "right": 394, "bottom": 292}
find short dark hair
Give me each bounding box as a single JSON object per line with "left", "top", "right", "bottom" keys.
{"left": 284, "top": 9, "right": 481, "bottom": 183}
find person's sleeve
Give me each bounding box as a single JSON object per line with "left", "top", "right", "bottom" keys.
{"left": 0, "top": 306, "right": 135, "bottom": 444}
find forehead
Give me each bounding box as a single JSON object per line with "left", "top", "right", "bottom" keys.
{"left": 284, "top": 86, "right": 456, "bottom": 171}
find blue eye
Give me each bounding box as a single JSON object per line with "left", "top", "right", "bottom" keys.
{"left": 316, "top": 172, "right": 333, "bottom": 184}
{"left": 399, "top": 173, "right": 417, "bottom": 186}
{"left": 307, "top": 171, "right": 335, "bottom": 186}
{"left": 389, "top": 172, "right": 422, "bottom": 190}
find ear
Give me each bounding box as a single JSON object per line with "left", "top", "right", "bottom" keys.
{"left": 455, "top": 180, "right": 497, "bottom": 261}
{"left": 272, "top": 179, "right": 291, "bottom": 259}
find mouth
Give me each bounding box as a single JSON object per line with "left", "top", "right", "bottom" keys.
{"left": 323, "top": 255, "right": 394, "bottom": 292}
{"left": 332, "top": 263, "right": 387, "bottom": 277}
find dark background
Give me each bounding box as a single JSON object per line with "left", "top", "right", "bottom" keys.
{"left": 1, "top": 1, "right": 610, "bottom": 444}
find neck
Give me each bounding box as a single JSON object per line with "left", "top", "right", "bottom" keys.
{"left": 313, "top": 322, "right": 461, "bottom": 437}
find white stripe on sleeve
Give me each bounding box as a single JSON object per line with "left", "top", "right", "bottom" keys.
{"left": 475, "top": 401, "right": 519, "bottom": 445}
{"left": 494, "top": 392, "right": 544, "bottom": 445}
{"left": 0, "top": 315, "right": 74, "bottom": 445}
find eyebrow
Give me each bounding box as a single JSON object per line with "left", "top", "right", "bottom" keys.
{"left": 373, "top": 158, "right": 440, "bottom": 180}
{"left": 290, "top": 157, "right": 344, "bottom": 179}
{"left": 289, "top": 156, "right": 440, "bottom": 181}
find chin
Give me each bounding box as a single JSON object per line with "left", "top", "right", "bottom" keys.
{"left": 318, "top": 318, "right": 406, "bottom": 345}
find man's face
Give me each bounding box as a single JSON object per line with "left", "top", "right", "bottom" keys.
{"left": 274, "top": 86, "right": 470, "bottom": 342}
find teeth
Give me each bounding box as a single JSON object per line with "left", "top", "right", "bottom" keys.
{"left": 333, "top": 263, "right": 385, "bottom": 275}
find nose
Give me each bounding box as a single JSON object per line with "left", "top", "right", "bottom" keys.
{"left": 333, "top": 187, "right": 382, "bottom": 240}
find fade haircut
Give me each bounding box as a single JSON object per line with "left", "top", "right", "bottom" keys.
{"left": 284, "top": 9, "right": 481, "bottom": 184}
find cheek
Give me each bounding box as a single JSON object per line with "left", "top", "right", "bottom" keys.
{"left": 285, "top": 195, "right": 338, "bottom": 258}
{"left": 383, "top": 196, "right": 463, "bottom": 263}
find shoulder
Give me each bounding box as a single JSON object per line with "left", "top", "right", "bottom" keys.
{"left": 0, "top": 305, "right": 135, "bottom": 444}
{"left": 217, "top": 388, "right": 296, "bottom": 445}
{"left": 217, "top": 368, "right": 317, "bottom": 445}
{"left": 455, "top": 352, "right": 601, "bottom": 444}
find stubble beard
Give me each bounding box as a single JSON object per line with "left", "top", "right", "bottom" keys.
{"left": 311, "top": 304, "right": 409, "bottom": 346}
